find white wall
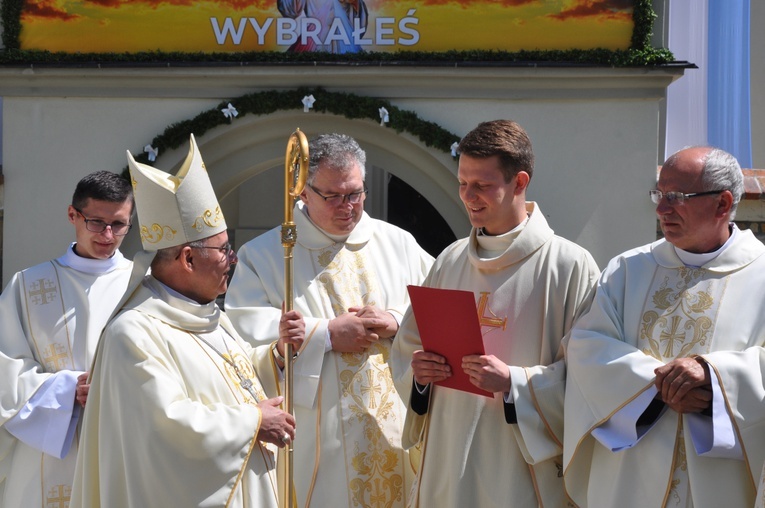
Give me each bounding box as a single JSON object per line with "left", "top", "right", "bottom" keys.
{"left": 0, "top": 66, "right": 682, "bottom": 283}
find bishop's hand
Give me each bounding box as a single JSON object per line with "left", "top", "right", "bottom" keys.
{"left": 257, "top": 396, "right": 296, "bottom": 448}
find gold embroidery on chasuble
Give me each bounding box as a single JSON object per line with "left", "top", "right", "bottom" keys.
{"left": 638, "top": 267, "right": 726, "bottom": 506}
{"left": 477, "top": 291, "right": 507, "bottom": 333}
{"left": 42, "top": 446, "right": 79, "bottom": 508}
{"left": 28, "top": 277, "right": 58, "bottom": 305}
{"left": 22, "top": 265, "right": 74, "bottom": 372}
{"left": 666, "top": 420, "right": 689, "bottom": 507}
{"left": 21, "top": 263, "right": 78, "bottom": 505}
{"left": 639, "top": 267, "right": 724, "bottom": 361}
{"left": 46, "top": 483, "right": 71, "bottom": 508}
{"left": 316, "top": 245, "right": 405, "bottom": 507}
{"left": 222, "top": 351, "right": 267, "bottom": 404}
{"left": 43, "top": 343, "right": 72, "bottom": 372}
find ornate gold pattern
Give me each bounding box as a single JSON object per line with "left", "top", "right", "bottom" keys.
{"left": 638, "top": 267, "right": 726, "bottom": 507}
{"left": 43, "top": 343, "right": 71, "bottom": 371}
{"left": 28, "top": 278, "right": 58, "bottom": 305}
{"left": 192, "top": 206, "right": 223, "bottom": 232}
{"left": 666, "top": 421, "right": 689, "bottom": 506}
{"left": 477, "top": 291, "right": 507, "bottom": 332}
{"left": 46, "top": 484, "right": 71, "bottom": 508}
{"left": 222, "top": 351, "right": 266, "bottom": 403}
{"left": 317, "top": 245, "right": 406, "bottom": 507}
{"left": 639, "top": 268, "right": 723, "bottom": 361}
{"left": 140, "top": 223, "right": 177, "bottom": 244}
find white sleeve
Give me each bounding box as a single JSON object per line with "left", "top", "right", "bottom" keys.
{"left": 687, "top": 373, "right": 742, "bottom": 460}
{"left": 591, "top": 385, "right": 663, "bottom": 451}
{"left": 4, "top": 370, "right": 83, "bottom": 458}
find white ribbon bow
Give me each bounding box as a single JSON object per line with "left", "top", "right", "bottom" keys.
{"left": 222, "top": 103, "right": 238, "bottom": 120}
{"left": 144, "top": 144, "right": 159, "bottom": 162}
{"left": 302, "top": 95, "right": 316, "bottom": 113}
{"left": 450, "top": 142, "right": 460, "bottom": 158}
{"left": 379, "top": 107, "right": 389, "bottom": 126}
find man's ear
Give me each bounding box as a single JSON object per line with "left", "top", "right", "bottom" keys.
{"left": 514, "top": 171, "right": 530, "bottom": 194}
{"left": 717, "top": 190, "right": 734, "bottom": 218}
{"left": 67, "top": 205, "right": 78, "bottom": 225}
{"left": 177, "top": 246, "right": 196, "bottom": 273}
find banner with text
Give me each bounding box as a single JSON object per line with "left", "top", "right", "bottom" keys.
{"left": 20, "top": 0, "right": 634, "bottom": 54}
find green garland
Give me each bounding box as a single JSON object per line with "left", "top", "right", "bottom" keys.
{"left": 631, "top": 0, "right": 656, "bottom": 50}
{"left": 1, "top": 0, "right": 22, "bottom": 50}
{"left": 1, "top": 1, "right": 673, "bottom": 66}
{"left": 122, "top": 87, "right": 461, "bottom": 174}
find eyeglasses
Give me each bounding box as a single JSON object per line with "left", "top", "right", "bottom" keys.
{"left": 74, "top": 207, "right": 132, "bottom": 236}
{"left": 190, "top": 243, "right": 235, "bottom": 258}
{"left": 649, "top": 190, "right": 724, "bottom": 205}
{"left": 308, "top": 184, "right": 367, "bottom": 206}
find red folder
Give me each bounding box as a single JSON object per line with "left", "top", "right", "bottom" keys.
{"left": 407, "top": 285, "right": 491, "bottom": 397}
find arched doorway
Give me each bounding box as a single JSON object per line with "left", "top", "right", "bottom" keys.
{"left": 135, "top": 111, "right": 470, "bottom": 258}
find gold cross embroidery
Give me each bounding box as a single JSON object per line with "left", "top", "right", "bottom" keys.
{"left": 46, "top": 484, "right": 70, "bottom": 508}
{"left": 43, "top": 343, "right": 70, "bottom": 371}
{"left": 477, "top": 292, "right": 507, "bottom": 331}
{"left": 28, "top": 278, "right": 58, "bottom": 305}
{"left": 370, "top": 478, "right": 387, "bottom": 506}
{"left": 659, "top": 315, "right": 687, "bottom": 357}
{"left": 360, "top": 369, "right": 382, "bottom": 410}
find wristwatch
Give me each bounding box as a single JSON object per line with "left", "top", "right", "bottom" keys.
{"left": 271, "top": 342, "right": 298, "bottom": 363}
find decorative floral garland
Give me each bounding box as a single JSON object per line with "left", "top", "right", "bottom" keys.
{"left": 1, "top": 0, "right": 672, "bottom": 66}
{"left": 124, "top": 87, "right": 462, "bottom": 173}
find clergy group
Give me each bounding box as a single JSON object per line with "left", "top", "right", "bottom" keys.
{"left": 1, "top": 120, "right": 764, "bottom": 508}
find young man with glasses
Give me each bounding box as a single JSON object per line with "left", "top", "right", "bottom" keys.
{"left": 564, "top": 146, "right": 765, "bottom": 508}
{"left": 226, "top": 133, "right": 434, "bottom": 508}
{"left": 0, "top": 171, "right": 134, "bottom": 507}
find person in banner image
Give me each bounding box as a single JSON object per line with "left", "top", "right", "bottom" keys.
{"left": 0, "top": 171, "right": 134, "bottom": 508}
{"left": 564, "top": 146, "right": 765, "bottom": 508}
{"left": 71, "top": 135, "right": 295, "bottom": 508}
{"left": 225, "top": 133, "right": 434, "bottom": 508}
{"left": 278, "top": 0, "right": 368, "bottom": 53}
{"left": 390, "top": 119, "right": 599, "bottom": 508}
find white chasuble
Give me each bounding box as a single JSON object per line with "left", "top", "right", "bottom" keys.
{"left": 71, "top": 277, "right": 280, "bottom": 508}
{"left": 0, "top": 247, "right": 132, "bottom": 508}
{"left": 564, "top": 228, "right": 765, "bottom": 508}
{"left": 226, "top": 202, "right": 434, "bottom": 508}
{"left": 390, "top": 203, "right": 599, "bottom": 508}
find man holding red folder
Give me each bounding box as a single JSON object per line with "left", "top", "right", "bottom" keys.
{"left": 391, "top": 119, "right": 599, "bottom": 508}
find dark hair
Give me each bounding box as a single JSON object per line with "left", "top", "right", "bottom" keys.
{"left": 72, "top": 171, "right": 134, "bottom": 212}
{"left": 458, "top": 120, "right": 534, "bottom": 182}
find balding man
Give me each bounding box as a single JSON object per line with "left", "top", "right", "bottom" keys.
{"left": 564, "top": 147, "right": 765, "bottom": 508}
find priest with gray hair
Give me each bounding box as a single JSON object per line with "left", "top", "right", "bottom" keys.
{"left": 564, "top": 146, "right": 765, "bottom": 508}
